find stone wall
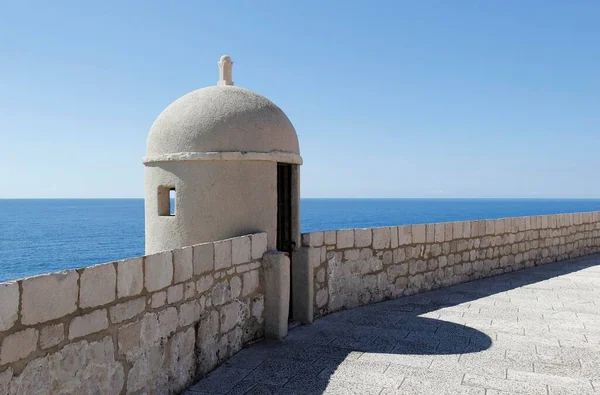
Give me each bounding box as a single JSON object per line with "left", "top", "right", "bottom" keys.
{"left": 298, "top": 211, "right": 600, "bottom": 318}
{"left": 0, "top": 233, "right": 267, "bottom": 395}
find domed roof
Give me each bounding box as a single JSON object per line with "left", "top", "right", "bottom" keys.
{"left": 144, "top": 57, "right": 301, "bottom": 164}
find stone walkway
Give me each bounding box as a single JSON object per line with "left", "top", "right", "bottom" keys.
{"left": 185, "top": 255, "right": 600, "bottom": 395}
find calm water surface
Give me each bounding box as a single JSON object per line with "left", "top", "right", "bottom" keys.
{"left": 1, "top": 198, "right": 599, "bottom": 282}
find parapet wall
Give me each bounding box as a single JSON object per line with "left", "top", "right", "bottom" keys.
{"left": 0, "top": 233, "right": 267, "bottom": 394}
{"left": 297, "top": 211, "right": 600, "bottom": 319}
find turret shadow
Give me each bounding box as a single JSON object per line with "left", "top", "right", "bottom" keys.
{"left": 186, "top": 256, "right": 599, "bottom": 395}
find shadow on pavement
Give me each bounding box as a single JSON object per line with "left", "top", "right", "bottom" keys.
{"left": 186, "top": 255, "right": 599, "bottom": 395}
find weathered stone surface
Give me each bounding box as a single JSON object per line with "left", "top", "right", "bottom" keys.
{"left": 167, "top": 284, "right": 184, "bottom": 304}
{"left": 220, "top": 301, "right": 248, "bottom": 332}
{"left": 145, "top": 251, "right": 173, "bottom": 292}
{"left": 0, "top": 282, "right": 19, "bottom": 331}
{"left": 118, "top": 319, "right": 142, "bottom": 354}
{"left": 21, "top": 270, "right": 78, "bottom": 325}
{"left": 110, "top": 297, "right": 146, "bottom": 324}
{"left": 252, "top": 296, "right": 264, "bottom": 324}
{"left": 151, "top": 291, "right": 166, "bottom": 308}
{"left": 324, "top": 231, "right": 336, "bottom": 245}
{"left": 230, "top": 276, "right": 242, "bottom": 298}
{"left": 0, "top": 367, "right": 11, "bottom": 394}
{"left": 214, "top": 239, "right": 232, "bottom": 270}
{"left": 355, "top": 229, "right": 372, "bottom": 248}
{"left": 412, "top": 224, "right": 426, "bottom": 244}
{"left": 40, "top": 323, "right": 64, "bottom": 349}
{"left": 373, "top": 227, "right": 391, "bottom": 249}
{"left": 178, "top": 300, "right": 202, "bottom": 327}
{"left": 212, "top": 280, "right": 232, "bottom": 306}
{"left": 166, "top": 327, "right": 196, "bottom": 390}
{"left": 398, "top": 225, "right": 413, "bottom": 245}
{"left": 316, "top": 288, "right": 328, "bottom": 307}
{"left": 8, "top": 337, "right": 124, "bottom": 395}
{"left": 173, "top": 246, "right": 193, "bottom": 283}
{"left": 303, "top": 232, "right": 324, "bottom": 247}
{"left": 242, "top": 270, "right": 259, "bottom": 296}
{"left": 80, "top": 263, "right": 116, "bottom": 308}
{"left": 69, "top": 309, "right": 108, "bottom": 339}
{"left": 0, "top": 328, "right": 38, "bottom": 364}
{"left": 117, "top": 257, "right": 143, "bottom": 298}
{"left": 184, "top": 281, "right": 196, "bottom": 300}
{"left": 196, "top": 275, "right": 214, "bottom": 294}
{"left": 337, "top": 229, "right": 354, "bottom": 249}
{"left": 251, "top": 233, "right": 268, "bottom": 260}
{"left": 232, "top": 236, "right": 251, "bottom": 265}
{"left": 193, "top": 242, "right": 214, "bottom": 275}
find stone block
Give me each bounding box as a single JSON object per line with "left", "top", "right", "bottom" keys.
{"left": 397, "top": 226, "right": 412, "bottom": 245}
{"left": 434, "top": 223, "right": 445, "bottom": 242}
{"left": 118, "top": 319, "right": 142, "bottom": 354}
{"left": 324, "top": 231, "right": 336, "bottom": 245}
{"left": 184, "top": 281, "right": 196, "bottom": 300}
{"left": 0, "top": 282, "right": 19, "bottom": 331}
{"left": 444, "top": 222, "right": 453, "bottom": 241}
{"left": 173, "top": 246, "right": 193, "bottom": 283}
{"left": 212, "top": 280, "right": 231, "bottom": 306}
{"left": 316, "top": 288, "right": 328, "bottom": 308}
{"left": 117, "top": 257, "right": 144, "bottom": 299}
{"left": 215, "top": 239, "right": 232, "bottom": 270}
{"left": 21, "top": 270, "right": 78, "bottom": 325}
{"left": 179, "top": 300, "right": 202, "bottom": 327}
{"left": 462, "top": 221, "right": 472, "bottom": 238}
{"left": 220, "top": 301, "right": 247, "bottom": 332}
{"left": 110, "top": 297, "right": 146, "bottom": 324}
{"left": 69, "top": 309, "right": 108, "bottom": 339}
{"left": 354, "top": 229, "right": 372, "bottom": 247}
{"left": 232, "top": 236, "right": 251, "bottom": 265}
{"left": 251, "top": 233, "right": 268, "bottom": 260}
{"left": 426, "top": 224, "right": 435, "bottom": 243}
{"left": 453, "top": 222, "right": 463, "bottom": 239}
{"left": 242, "top": 270, "right": 260, "bottom": 296}
{"left": 167, "top": 284, "right": 184, "bottom": 304}
{"left": 230, "top": 276, "right": 242, "bottom": 298}
{"left": 373, "top": 227, "right": 391, "bottom": 249}
{"left": 145, "top": 251, "right": 173, "bottom": 292}
{"left": 193, "top": 243, "right": 214, "bottom": 275}
{"left": 302, "top": 232, "right": 324, "bottom": 247}
{"left": 80, "top": 263, "right": 116, "bottom": 308}
{"left": 0, "top": 328, "right": 38, "bottom": 364}
{"left": 337, "top": 229, "right": 354, "bottom": 249}
{"left": 40, "top": 323, "right": 64, "bottom": 349}
{"left": 412, "top": 224, "right": 426, "bottom": 244}
{"left": 151, "top": 291, "right": 166, "bottom": 308}
{"left": 390, "top": 227, "right": 398, "bottom": 249}
{"left": 196, "top": 275, "right": 214, "bottom": 294}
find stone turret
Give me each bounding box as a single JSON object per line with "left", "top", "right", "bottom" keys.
{"left": 143, "top": 56, "right": 302, "bottom": 254}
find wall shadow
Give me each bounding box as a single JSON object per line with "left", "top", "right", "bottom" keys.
{"left": 191, "top": 255, "right": 599, "bottom": 395}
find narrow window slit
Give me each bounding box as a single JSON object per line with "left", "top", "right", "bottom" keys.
{"left": 158, "top": 186, "right": 176, "bottom": 216}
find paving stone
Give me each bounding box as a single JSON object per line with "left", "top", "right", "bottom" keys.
{"left": 187, "top": 367, "right": 252, "bottom": 394}
{"left": 183, "top": 254, "right": 600, "bottom": 395}
{"left": 462, "top": 373, "right": 547, "bottom": 395}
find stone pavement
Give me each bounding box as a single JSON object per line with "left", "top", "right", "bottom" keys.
{"left": 184, "top": 254, "right": 600, "bottom": 395}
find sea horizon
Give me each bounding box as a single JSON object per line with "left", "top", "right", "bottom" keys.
{"left": 2, "top": 197, "right": 600, "bottom": 282}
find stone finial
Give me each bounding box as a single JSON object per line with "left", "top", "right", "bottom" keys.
{"left": 217, "top": 55, "right": 234, "bottom": 86}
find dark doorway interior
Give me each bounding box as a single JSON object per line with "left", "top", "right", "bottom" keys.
{"left": 276, "top": 163, "right": 294, "bottom": 320}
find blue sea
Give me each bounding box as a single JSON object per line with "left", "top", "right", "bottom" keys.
{"left": 1, "top": 198, "right": 600, "bottom": 283}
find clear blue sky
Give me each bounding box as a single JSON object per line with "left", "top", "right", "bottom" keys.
{"left": 1, "top": 1, "right": 598, "bottom": 198}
